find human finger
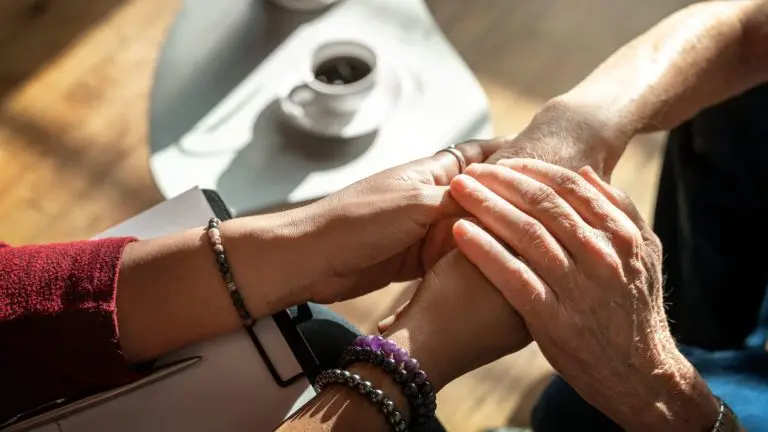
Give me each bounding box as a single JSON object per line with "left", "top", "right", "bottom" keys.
{"left": 397, "top": 138, "right": 506, "bottom": 186}
{"left": 497, "top": 159, "right": 643, "bottom": 252}
{"left": 461, "top": 164, "right": 599, "bottom": 262}
{"left": 377, "top": 301, "right": 410, "bottom": 334}
{"left": 450, "top": 174, "right": 573, "bottom": 284}
{"left": 578, "top": 166, "right": 662, "bottom": 257}
{"left": 452, "top": 219, "right": 556, "bottom": 316}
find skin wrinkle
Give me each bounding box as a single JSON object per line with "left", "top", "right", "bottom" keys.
{"left": 458, "top": 3, "right": 766, "bottom": 430}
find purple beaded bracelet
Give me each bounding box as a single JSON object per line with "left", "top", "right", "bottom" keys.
{"left": 341, "top": 335, "right": 437, "bottom": 425}
{"left": 353, "top": 335, "right": 423, "bottom": 377}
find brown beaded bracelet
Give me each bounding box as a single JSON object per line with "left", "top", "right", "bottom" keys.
{"left": 206, "top": 217, "right": 255, "bottom": 327}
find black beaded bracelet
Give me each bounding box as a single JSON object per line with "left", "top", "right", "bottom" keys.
{"left": 316, "top": 368, "right": 408, "bottom": 432}
{"left": 206, "top": 217, "right": 255, "bottom": 327}
{"left": 340, "top": 346, "right": 436, "bottom": 425}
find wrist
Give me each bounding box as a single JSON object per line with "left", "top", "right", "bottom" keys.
{"left": 222, "top": 209, "right": 324, "bottom": 316}
{"left": 382, "top": 327, "right": 452, "bottom": 393}
{"left": 544, "top": 94, "right": 633, "bottom": 175}
{"left": 346, "top": 362, "right": 412, "bottom": 423}
{"left": 609, "top": 346, "right": 719, "bottom": 432}
{"left": 491, "top": 96, "right": 632, "bottom": 177}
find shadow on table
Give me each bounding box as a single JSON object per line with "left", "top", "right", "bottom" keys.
{"left": 0, "top": 0, "right": 123, "bottom": 102}
{"left": 149, "top": 0, "right": 341, "bottom": 155}
{"left": 425, "top": 0, "right": 693, "bottom": 102}
{"left": 216, "top": 99, "right": 376, "bottom": 215}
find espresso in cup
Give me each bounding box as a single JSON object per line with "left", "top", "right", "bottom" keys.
{"left": 281, "top": 40, "right": 380, "bottom": 137}
{"left": 313, "top": 55, "right": 373, "bottom": 86}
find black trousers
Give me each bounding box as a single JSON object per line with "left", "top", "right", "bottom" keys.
{"left": 531, "top": 83, "right": 768, "bottom": 431}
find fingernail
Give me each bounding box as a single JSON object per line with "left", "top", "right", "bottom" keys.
{"left": 453, "top": 219, "right": 476, "bottom": 240}
{"left": 464, "top": 163, "right": 479, "bottom": 175}
{"left": 450, "top": 174, "right": 472, "bottom": 191}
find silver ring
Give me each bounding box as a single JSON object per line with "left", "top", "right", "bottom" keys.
{"left": 435, "top": 145, "right": 467, "bottom": 173}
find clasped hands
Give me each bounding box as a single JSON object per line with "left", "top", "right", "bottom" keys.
{"left": 262, "top": 100, "right": 691, "bottom": 429}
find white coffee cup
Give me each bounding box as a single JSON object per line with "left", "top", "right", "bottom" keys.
{"left": 280, "top": 40, "right": 379, "bottom": 137}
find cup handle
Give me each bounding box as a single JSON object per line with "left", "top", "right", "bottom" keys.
{"left": 287, "top": 83, "right": 315, "bottom": 106}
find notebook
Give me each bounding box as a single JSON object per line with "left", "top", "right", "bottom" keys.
{"left": 6, "top": 188, "right": 319, "bottom": 432}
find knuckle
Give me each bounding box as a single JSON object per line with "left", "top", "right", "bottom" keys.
{"left": 610, "top": 225, "right": 643, "bottom": 251}
{"left": 477, "top": 192, "right": 502, "bottom": 215}
{"left": 554, "top": 170, "right": 585, "bottom": 194}
{"left": 402, "top": 185, "right": 437, "bottom": 214}
{"left": 404, "top": 184, "right": 429, "bottom": 204}
{"left": 574, "top": 226, "right": 602, "bottom": 248}
{"left": 616, "top": 190, "right": 640, "bottom": 216}
{"left": 518, "top": 219, "right": 547, "bottom": 246}
{"left": 644, "top": 231, "right": 664, "bottom": 262}
{"left": 585, "top": 240, "right": 624, "bottom": 277}
{"left": 523, "top": 184, "right": 558, "bottom": 209}
{"left": 500, "top": 253, "right": 526, "bottom": 277}
{"left": 647, "top": 231, "right": 662, "bottom": 252}
{"left": 600, "top": 215, "right": 643, "bottom": 252}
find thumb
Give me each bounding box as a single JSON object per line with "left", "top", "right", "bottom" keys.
{"left": 377, "top": 301, "right": 411, "bottom": 334}
{"left": 412, "top": 184, "right": 468, "bottom": 223}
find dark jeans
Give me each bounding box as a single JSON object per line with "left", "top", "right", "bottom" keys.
{"left": 531, "top": 84, "right": 768, "bottom": 431}
{"left": 293, "top": 304, "right": 446, "bottom": 432}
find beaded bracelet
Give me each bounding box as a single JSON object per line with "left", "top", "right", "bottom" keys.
{"left": 316, "top": 368, "right": 408, "bottom": 432}
{"left": 340, "top": 336, "right": 437, "bottom": 425}
{"left": 206, "top": 217, "right": 255, "bottom": 327}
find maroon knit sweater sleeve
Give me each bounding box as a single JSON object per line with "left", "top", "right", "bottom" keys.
{"left": 0, "top": 238, "right": 140, "bottom": 422}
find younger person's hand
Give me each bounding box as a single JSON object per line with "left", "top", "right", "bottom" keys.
{"left": 381, "top": 246, "right": 532, "bottom": 391}
{"left": 293, "top": 140, "right": 502, "bottom": 304}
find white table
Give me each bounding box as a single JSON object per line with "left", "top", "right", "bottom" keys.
{"left": 148, "top": 0, "right": 492, "bottom": 215}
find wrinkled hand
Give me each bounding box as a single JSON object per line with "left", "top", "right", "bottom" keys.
{"left": 450, "top": 159, "right": 718, "bottom": 430}
{"left": 373, "top": 100, "right": 627, "bottom": 385}
{"left": 485, "top": 99, "right": 627, "bottom": 178}
{"left": 295, "top": 140, "right": 501, "bottom": 304}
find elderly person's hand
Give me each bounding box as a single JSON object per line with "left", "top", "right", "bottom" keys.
{"left": 449, "top": 159, "right": 720, "bottom": 431}
{"left": 480, "top": 101, "right": 627, "bottom": 179}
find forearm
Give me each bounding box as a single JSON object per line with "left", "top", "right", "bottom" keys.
{"left": 276, "top": 251, "right": 523, "bottom": 431}
{"left": 116, "top": 213, "right": 318, "bottom": 362}
{"left": 488, "top": 0, "right": 768, "bottom": 178}
{"left": 563, "top": 0, "right": 768, "bottom": 141}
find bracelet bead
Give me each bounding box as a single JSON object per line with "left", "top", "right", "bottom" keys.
{"left": 382, "top": 358, "right": 397, "bottom": 373}
{"left": 343, "top": 337, "right": 438, "bottom": 425}
{"left": 315, "top": 369, "right": 408, "bottom": 432}
{"left": 205, "top": 217, "right": 254, "bottom": 328}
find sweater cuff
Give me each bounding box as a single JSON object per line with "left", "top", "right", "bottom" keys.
{"left": 0, "top": 237, "right": 140, "bottom": 421}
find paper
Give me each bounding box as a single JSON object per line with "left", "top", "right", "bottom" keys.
{"left": 29, "top": 188, "right": 315, "bottom": 432}
{"left": 92, "top": 187, "right": 219, "bottom": 240}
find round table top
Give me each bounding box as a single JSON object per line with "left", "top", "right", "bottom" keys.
{"left": 149, "top": 0, "right": 491, "bottom": 214}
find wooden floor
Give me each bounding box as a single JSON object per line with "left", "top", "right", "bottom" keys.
{"left": 0, "top": 0, "right": 691, "bottom": 430}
